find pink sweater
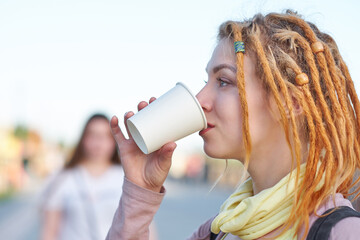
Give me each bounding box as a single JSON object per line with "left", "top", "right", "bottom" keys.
{"left": 106, "top": 178, "right": 360, "bottom": 240}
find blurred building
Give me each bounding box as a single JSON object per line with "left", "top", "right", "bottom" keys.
{"left": 0, "top": 125, "right": 66, "bottom": 197}
{"left": 0, "top": 127, "right": 24, "bottom": 194}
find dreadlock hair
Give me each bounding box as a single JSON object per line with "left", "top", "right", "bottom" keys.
{"left": 218, "top": 10, "right": 360, "bottom": 238}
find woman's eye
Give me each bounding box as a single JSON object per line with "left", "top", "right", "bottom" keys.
{"left": 218, "top": 78, "right": 229, "bottom": 87}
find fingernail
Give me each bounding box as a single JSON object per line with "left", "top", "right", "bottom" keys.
{"left": 124, "top": 111, "right": 129, "bottom": 117}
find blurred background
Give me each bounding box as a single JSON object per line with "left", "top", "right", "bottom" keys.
{"left": 0, "top": 0, "right": 359, "bottom": 239}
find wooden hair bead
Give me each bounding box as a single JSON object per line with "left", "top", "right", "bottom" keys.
{"left": 311, "top": 42, "right": 324, "bottom": 54}
{"left": 295, "top": 73, "right": 309, "bottom": 86}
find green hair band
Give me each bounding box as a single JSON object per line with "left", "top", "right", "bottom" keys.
{"left": 234, "top": 41, "right": 245, "bottom": 53}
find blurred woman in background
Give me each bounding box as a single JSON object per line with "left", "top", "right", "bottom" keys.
{"left": 40, "top": 113, "right": 124, "bottom": 240}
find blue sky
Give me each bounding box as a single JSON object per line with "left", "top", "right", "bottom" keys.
{"left": 1, "top": 0, "right": 359, "bottom": 150}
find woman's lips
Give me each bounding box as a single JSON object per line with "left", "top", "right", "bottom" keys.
{"left": 199, "top": 123, "right": 215, "bottom": 136}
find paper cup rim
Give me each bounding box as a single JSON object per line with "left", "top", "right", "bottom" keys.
{"left": 126, "top": 119, "right": 149, "bottom": 154}
{"left": 176, "top": 82, "right": 207, "bottom": 130}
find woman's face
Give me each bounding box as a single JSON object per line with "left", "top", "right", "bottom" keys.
{"left": 196, "top": 38, "right": 279, "bottom": 161}
{"left": 82, "top": 118, "right": 116, "bottom": 161}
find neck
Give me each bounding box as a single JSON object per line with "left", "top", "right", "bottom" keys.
{"left": 249, "top": 153, "right": 292, "bottom": 195}
{"left": 81, "top": 157, "right": 112, "bottom": 177}
{"left": 247, "top": 132, "right": 306, "bottom": 195}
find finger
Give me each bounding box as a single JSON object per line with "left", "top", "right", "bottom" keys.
{"left": 110, "top": 116, "right": 126, "bottom": 143}
{"left": 149, "top": 97, "right": 156, "bottom": 104}
{"left": 157, "top": 142, "right": 177, "bottom": 170}
{"left": 137, "top": 101, "right": 148, "bottom": 111}
{"left": 124, "top": 111, "right": 135, "bottom": 138}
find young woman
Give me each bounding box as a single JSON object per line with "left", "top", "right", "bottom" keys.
{"left": 41, "top": 113, "right": 124, "bottom": 240}
{"left": 107, "top": 11, "right": 360, "bottom": 239}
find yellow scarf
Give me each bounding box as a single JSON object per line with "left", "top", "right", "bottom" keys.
{"left": 211, "top": 164, "right": 307, "bottom": 240}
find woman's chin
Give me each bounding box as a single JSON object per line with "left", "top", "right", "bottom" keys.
{"left": 203, "top": 144, "right": 241, "bottom": 160}
{"left": 203, "top": 145, "right": 226, "bottom": 159}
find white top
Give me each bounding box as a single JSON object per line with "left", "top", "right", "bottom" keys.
{"left": 43, "top": 165, "right": 124, "bottom": 240}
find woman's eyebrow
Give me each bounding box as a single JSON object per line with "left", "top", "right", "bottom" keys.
{"left": 212, "top": 64, "right": 237, "bottom": 74}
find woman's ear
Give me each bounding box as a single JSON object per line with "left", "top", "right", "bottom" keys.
{"left": 290, "top": 94, "right": 303, "bottom": 118}
{"left": 269, "top": 89, "right": 303, "bottom": 122}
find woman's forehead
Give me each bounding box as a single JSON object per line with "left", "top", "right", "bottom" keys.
{"left": 206, "top": 38, "right": 236, "bottom": 73}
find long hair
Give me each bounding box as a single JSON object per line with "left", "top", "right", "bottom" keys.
{"left": 65, "top": 113, "right": 120, "bottom": 169}
{"left": 218, "top": 10, "right": 360, "bottom": 238}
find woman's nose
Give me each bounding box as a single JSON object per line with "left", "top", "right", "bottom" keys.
{"left": 196, "top": 85, "right": 212, "bottom": 112}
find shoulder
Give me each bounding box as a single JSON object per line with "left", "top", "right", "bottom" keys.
{"left": 309, "top": 193, "right": 353, "bottom": 222}
{"left": 39, "top": 168, "right": 77, "bottom": 210}
{"left": 330, "top": 215, "right": 360, "bottom": 240}
{"left": 106, "top": 165, "right": 124, "bottom": 180}
{"left": 43, "top": 169, "right": 76, "bottom": 194}
{"left": 308, "top": 194, "right": 360, "bottom": 240}
{"left": 109, "top": 165, "right": 123, "bottom": 173}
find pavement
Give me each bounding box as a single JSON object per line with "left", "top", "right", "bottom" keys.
{"left": 154, "top": 178, "right": 233, "bottom": 240}
{"left": 0, "top": 179, "right": 233, "bottom": 240}
{"left": 0, "top": 192, "right": 41, "bottom": 240}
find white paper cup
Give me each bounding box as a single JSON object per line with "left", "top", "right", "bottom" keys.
{"left": 126, "top": 82, "right": 207, "bottom": 154}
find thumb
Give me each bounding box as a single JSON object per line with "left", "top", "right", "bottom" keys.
{"left": 158, "top": 142, "right": 177, "bottom": 166}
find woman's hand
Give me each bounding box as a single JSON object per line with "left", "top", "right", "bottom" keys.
{"left": 110, "top": 97, "right": 177, "bottom": 193}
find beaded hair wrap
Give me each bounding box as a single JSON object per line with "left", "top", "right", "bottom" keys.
{"left": 234, "top": 41, "right": 245, "bottom": 53}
